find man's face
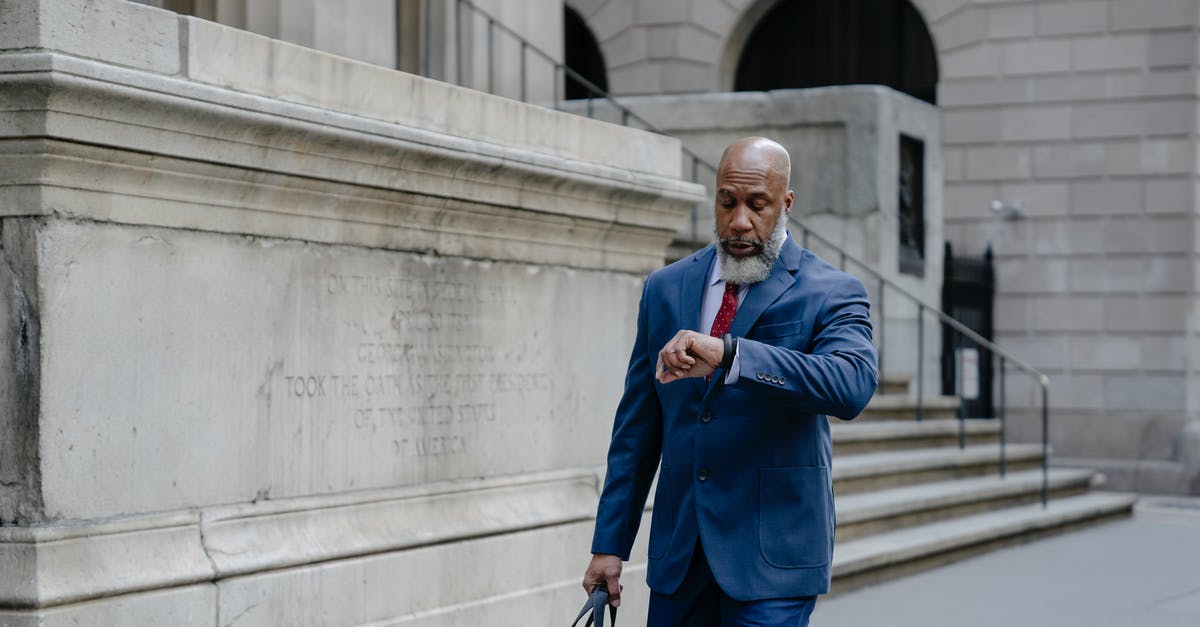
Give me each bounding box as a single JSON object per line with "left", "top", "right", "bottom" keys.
{"left": 714, "top": 151, "right": 794, "bottom": 260}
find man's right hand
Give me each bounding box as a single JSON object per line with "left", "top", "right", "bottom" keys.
{"left": 582, "top": 553, "right": 623, "bottom": 608}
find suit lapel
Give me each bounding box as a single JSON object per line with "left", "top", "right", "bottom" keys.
{"left": 679, "top": 245, "right": 714, "bottom": 333}
{"left": 728, "top": 237, "right": 803, "bottom": 338}
{"left": 680, "top": 246, "right": 715, "bottom": 399}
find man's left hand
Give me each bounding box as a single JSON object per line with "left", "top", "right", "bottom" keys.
{"left": 656, "top": 330, "right": 723, "bottom": 383}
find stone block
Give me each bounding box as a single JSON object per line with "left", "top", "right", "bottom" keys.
{"left": 1031, "top": 74, "right": 1108, "bottom": 102}
{"left": 1105, "top": 374, "right": 1187, "bottom": 412}
{"left": 636, "top": 0, "right": 688, "bottom": 23}
{"left": 1032, "top": 296, "right": 1106, "bottom": 332}
{"left": 1053, "top": 373, "right": 1106, "bottom": 410}
{"left": 1070, "top": 180, "right": 1143, "bottom": 216}
{"left": 987, "top": 5, "right": 1036, "bottom": 39}
{"left": 1002, "top": 39, "right": 1071, "bottom": 75}
{"left": 1107, "top": 69, "right": 1197, "bottom": 99}
{"left": 938, "top": 77, "right": 1032, "bottom": 106}
{"left": 1144, "top": 178, "right": 1191, "bottom": 214}
{"left": 1111, "top": 0, "right": 1199, "bottom": 31}
{"left": 1106, "top": 218, "right": 1193, "bottom": 254}
{"left": 948, "top": 217, "right": 1032, "bottom": 255}
{"left": 1148, "top": 31, "right": 1197, "bottom": 68}
{"left": 993, "top": 295, "right": 1032, "bottom": 332}
{"left": 602, "top": 26, "right": 647, "bottom": 69}
{"left": 998, "top": 334, "right": 1070, "bottom": 370}
{"left": 690, "top": 0, "right": 737, "bottom": 36}
{"left": 1001, "top": 104, "right": 1070, "bottom": 141}
{"left": 1104, "top": 296, "right": 1192, "bottom": 332}
{"left": 942, "top": 108, "right": 1004, "bottom": 144}
{"left": 943, "top": 183, "right": 999, "bottom": 216}
{"left": 941, "top": 43, "right": 1001, "bottom": 79}
{"left": 645, "top": 24, "right": 676, "bottom": 58}
{"left": 943, "top": 146, "right": 967, "bottom": 181}
{"left": 1071, "top": 34, "right": 1149, "bottom": 71}
{"left": 995, "top": 256, "right": 1069, "bottom": 293}
{"left": 590, "top": 0, "right": 636, "bottom": 42}
{"left": 935, "top": 6, "right": 987, "bottom": 49}
{"left": 1141, "top": 335, "right": 1189, "bottom": 371}
{"left": 675, "top": 26, "right": 720, "bottom": 64}
{"left": 1070, "top": 335, "right": 1143, "bottom": 371}
{"left": 1072, "top": 100, "right": 1194, "bottom": 140}
{"left": 1106, "top": 138, "right": 1193, "bottom": 176}
{"left": 1036, "top": 1, "right": 1109, "bottom": 36}
{"left": 996, "top": 181, "right": 1069, "bottom": 217}
{"left": 1031, "top": 219, "right": 1104, "bottom": 255}
{"left": 1070, "top": 257, "right": 1192, "bottom": 293}
{"left": 0, "top": 585, "right": 215, "bottom": 626}
{"left": 964, "top": 145, "right": 1033, "bottom": 180}
{"left": 32, "top": 219, "right": 640, "bottom": 519}
{"left": 0, "top": 0, "right": 180, "bottom": 75}
{"left": 1032, "top": 142, "right": 1107, "bottom": 178}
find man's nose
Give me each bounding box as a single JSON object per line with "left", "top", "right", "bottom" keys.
{"left": 729, "top": 206, "right": 753, "bottom": 232}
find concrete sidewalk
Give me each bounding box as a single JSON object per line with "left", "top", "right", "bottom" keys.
{"left": 813, "top": 495, "right": 1200, "bottom": 627}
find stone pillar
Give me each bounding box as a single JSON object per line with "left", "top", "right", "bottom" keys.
{"left": 0, "top": 0, "right": 703, "bottom": 623}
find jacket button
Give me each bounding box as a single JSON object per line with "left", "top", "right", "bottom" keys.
{"left": 701, "top": 412, "right": 712, "bottom": 423}
{"left": 698, "top": 469, "right": 709, "bottom": 481}
{"left": 756, "top": 372, "right": 765, "bottom": 380}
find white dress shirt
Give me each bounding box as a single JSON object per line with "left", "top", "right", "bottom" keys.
{"left": 700, "top": 254, "right": 747, "bottom": 384}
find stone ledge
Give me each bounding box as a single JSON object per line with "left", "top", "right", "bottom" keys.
{"left": 0, "top": 52, "right": 705, "bottom": 272}
{"left": 0, "top": 511, "right": 213, "bottom": 608}
{"left": 0, "top": 469, "right": 603, "bottom": 610}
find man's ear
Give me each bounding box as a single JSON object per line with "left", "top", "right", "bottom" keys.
{"left": 784, "top": 190, "right": 794, "bottom": 214}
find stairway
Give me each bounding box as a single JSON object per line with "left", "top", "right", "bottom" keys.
{"left": 829, "top": 392, "right": 1136, "bottom": 593}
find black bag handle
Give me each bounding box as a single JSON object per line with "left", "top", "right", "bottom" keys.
{"left": 570, "top": 586, "right": 617, "bottom": 627}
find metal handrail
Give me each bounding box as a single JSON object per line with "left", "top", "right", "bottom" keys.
{"left": 448, "top": 0, "right": 1051, "bottom": 507}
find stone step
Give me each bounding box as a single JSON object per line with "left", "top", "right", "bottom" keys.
{"left": 859, "top": 394, "right": 961, "bottom": 420}
{"left": 833, "top": 444, "right": 1044, "bottom": 494}
{"left": 834, "top": 468, "right": 1095, "bottom": 542}
{"left": 832, "top": 418, "right": 1000, "bottom": 455}
{"left": 878, "top": 375, "right": 910, "bottom": 395}
{"left": 830, "top": 492, "right": 1137, "bottom": 593}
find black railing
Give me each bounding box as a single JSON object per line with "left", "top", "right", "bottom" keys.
{"left": 446, "top": 0, "right": 1052, "bottom": 507}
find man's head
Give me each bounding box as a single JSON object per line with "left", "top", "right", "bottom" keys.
{"left": 713, "top": 137, "right": 794, "bottom": 285}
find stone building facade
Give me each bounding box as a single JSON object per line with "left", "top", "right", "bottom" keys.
{"left": 568, "top": 0, "right": 1200, "bottom": 495}
{"left": 131, "top": 0, "right": 1200, "bottom": 491}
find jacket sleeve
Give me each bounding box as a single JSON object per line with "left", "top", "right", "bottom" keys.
{"left": 734, "top": 274, "right": 878, "bottom": 420}
{"left": 590, "top": 280, "right": 664, "bottom": 560}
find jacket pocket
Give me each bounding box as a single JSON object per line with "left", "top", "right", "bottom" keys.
{"left": 758, "top": 466, "right": 833, "bottom": 568}
{"left": 750, "top": 319, "right": 808, "bottom": 340}
{"left": 647, "top": 464, "right": 674, "bottom": 559}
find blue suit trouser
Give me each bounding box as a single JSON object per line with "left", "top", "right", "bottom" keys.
{"left": 646, "top": 540, "right": 817, "bottom": 627}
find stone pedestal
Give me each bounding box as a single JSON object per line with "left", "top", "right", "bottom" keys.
{"left": 0, "top": 0, "right": 704, "bottom": 623}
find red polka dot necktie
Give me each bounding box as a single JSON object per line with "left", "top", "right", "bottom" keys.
{"left": 710, "top": 282, "right": 740, "bottom": 338}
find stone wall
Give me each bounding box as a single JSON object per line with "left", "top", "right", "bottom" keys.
{"left": 922, "top": 0, "right": 1200, "bottom": 493}
{"left": 0, "top": 0, "right": 703, "bottom": 623}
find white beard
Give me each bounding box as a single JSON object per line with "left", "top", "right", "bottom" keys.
{"left": 715, "top": 213, "right": 788, "bottom": 285}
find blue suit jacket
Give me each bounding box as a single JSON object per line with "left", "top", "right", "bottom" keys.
{"left": 591, "top": 237, "right": 878, "bottom": 600}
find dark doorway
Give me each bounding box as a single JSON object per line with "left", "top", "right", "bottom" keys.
{"left": 564, "top": 6, "right": 608, "bottom": 99}
{"left": 899, "top": 135, "right": 926, "bottom": 276}
{"left": 734, "top": 0, "right": 938, "bottom": 104}
{"left": 941, "top": 244, "right": 995, "bottom": 418}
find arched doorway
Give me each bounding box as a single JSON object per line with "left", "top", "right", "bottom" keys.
{"left": 563, "top": 6, "right": 608, "bottom": 99}
{"left": 734, "top": 0, "right": 938, "bottom": 104}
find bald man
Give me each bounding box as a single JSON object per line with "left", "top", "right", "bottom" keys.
{"left": 582, "top": 137, "right": 878, "bottom": 626}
